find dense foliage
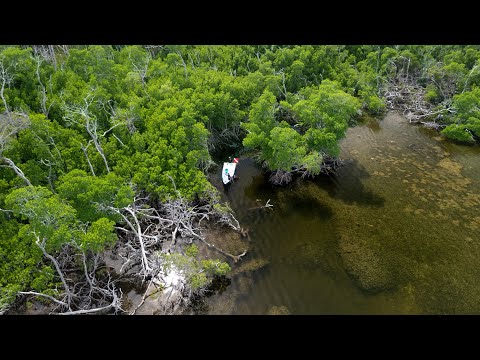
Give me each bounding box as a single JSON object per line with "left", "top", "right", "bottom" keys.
{"left": 1, "top": 45, "right": 479, "bottom": 313}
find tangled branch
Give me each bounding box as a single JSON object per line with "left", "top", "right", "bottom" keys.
{"left": 381, "top": 72, "right": 454, "bottom": 126}
{"left": 16, "top": 233, "right": 124, "bottom": 315}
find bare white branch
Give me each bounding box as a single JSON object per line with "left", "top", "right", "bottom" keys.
{"left": 63, "top": 94, "right": 111, "bottom": 173}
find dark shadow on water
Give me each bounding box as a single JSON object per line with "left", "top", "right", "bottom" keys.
{"left": 314, "top": 159, "right": 386, "bottom": 207}
{"left": 244, "top": 173, "right": 276, "bottom": 198}
{"left": 282, "top": 195, "right": 333, "bottom": 219}
{"left": 237, "top": 157, "right": 384, "bottom": 214}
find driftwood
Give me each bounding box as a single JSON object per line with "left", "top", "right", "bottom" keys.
{"left": 248, "top": 199, "right": 273, "bottom": 211}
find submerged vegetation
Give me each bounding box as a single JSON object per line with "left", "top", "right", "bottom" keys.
{"left": 1, "top": 45, "right": 480, "bottom": 314}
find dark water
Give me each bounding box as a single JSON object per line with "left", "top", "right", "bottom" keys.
{"left": 204, "top": 112, "right": 480, "bottom": 315}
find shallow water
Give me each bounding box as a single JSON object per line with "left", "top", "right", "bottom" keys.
{"left": 204, "top": 112, "right": 480, "bottom": 315}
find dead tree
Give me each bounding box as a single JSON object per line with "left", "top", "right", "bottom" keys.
{"left": 462, "top": 64, "right": 479, "bottom": 93}
{"left": 143, "top": 45, "right": 164, "bottom": 58}
{"left": 31, "top": 45, "right": 58, "bottom": 71}
{"left": 0, "top": 112, "right": 32, "bottom": 186}
{"left": 100, "top": 180, "right": 248, "bottom": 277}
{"left": 275, "top": 69, "right": 288, "bottom": 101}
{"left": 129, "top": 50, "right": 151, "bottom": 86}
{"left": 33, "top": 55, "right": 55, "bottom": 117}
{"left": 63, "top": 94, "right": 123, "bottom": 174}
{"left": 16, "top": 232, "right": 123, "bottom": 315}
{"left": 381, "top": 65, "right": 456, "bottom": 125}
{"left": 11, "top": 178, "right": 248, "bottom": 314}
{"left": 0, "top": 56, "right": 15, "bottom": 114}
{"left": 104, "top": 104, "right": 140, "bottom": 135}
{"left": 174, "top": 52, "right": 188, "bottom": 79}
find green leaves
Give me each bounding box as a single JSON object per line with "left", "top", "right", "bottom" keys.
{"left": 268, "top": 125, "right": 306, "bottom": 171}
{"left": 441, "top": 124, "right": 474, "bottom": 143}
{"left": 5, "top": 185, "right": 118, "bottom": 253}
{"left": 242, "top": 81, "right": 360, "bottom": 178}
{"left": 248, "top": 90, "right": 278, "bottom": 131}
{"left": 452, "top": 87, "right": 480, "bottom": 120}
{"left": 0, "top": 219, "right": 45, "bottom": 295}
{"left": 294, "top": 80, "right": 360, "bottom": 133}
{"left": 57, "top": 169, "right": 134, "bottom": 222}
{"left": 79, "top": 217, "right": 117, "bottom": 252}
{"left": 6, "top": 186, "right": 73, "bottom": 223}
{"left": 201, "top": 259, "right": 231, "bottom": 277}
{"left": 304, "top": 128, "right": 338, "bottom": 157}
{"left": 5, "top": 186, "right": 76, "bottom": 251}
{"left": 3, "top": 44, "right": 480, "bottom": 313}
{"left": 441, "top": 86, "right": 480, "bottom": 142}
{"left": 242, "top": 89, "right": 278, "bottom": 152}
{"left": 160, "top": 247, "right": 230, "bottom": 291}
